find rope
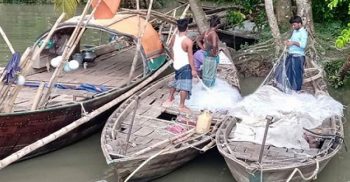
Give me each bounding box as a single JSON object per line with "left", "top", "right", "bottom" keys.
{"left": 259, "top": 46, "right": 287, "bottom": 89}
{"left": 79, "top": 102, "right": 88, "bottom": 116}
{"left": 286, "top": 158, "right": 319, "bottom": 182}
{"left": 124, "top": 148, "right": 168, "bottom": 182}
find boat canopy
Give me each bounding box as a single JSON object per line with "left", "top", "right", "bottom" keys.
{"left": 66, "top": 14, "right": 163, "bottom": 59}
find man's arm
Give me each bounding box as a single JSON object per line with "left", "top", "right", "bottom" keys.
{"left": 285, "top": 30, "right": 308, "bottom": 48}
{"left": 168, "top": 36, "right": 175, "bottom": 58}
{"left": 196, "top": 33, "right": 205, "bottom": 50}
{"left": 185, "top": 38, "right": 197, "bottom": 77}
{"left": 211, "top": 33, "right": 219, "bottom": 56}
{"left": 298, "top": 30, "right": 308, "bottom": 49}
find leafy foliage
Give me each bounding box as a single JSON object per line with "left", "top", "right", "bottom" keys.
{"left": 324, "top": 0, "right": 350, "bottom": 48}
{"left": 323, "top": 59, "right": 347, "bottom": 88}
{"left": 54, "top": 0, "right": 80, "bottom": 18}
{"left": 313, "top": 1, "right": 349, "bottom": 23}
{"left": 227, "top": 10, "right": 245, "bottom": 25}
{"left": 213, "top": 0, "right": 265, "bottom": 31}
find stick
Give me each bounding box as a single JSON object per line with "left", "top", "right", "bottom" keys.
{"left": 127, "top": 0, "right": 154, "bottom": 85}
{"left": 124, "top": 148, "right": 168, "bottom": 182}
{"left": 0, "top": 59, "right": 173, "bottom": 169}
{"left": 31, "top": 81, "right": 45, "bottom": 111}
{"left": 119, "top": 9, "right": 177, "bottom": 25}
{"left": 166, "top": 9, "right": 177, "bottom": 44}
{"left": 258, "top": 115, "right": 273, "bottom": 164}
{"left": 124, "top": 96, "right": 140, "bottom": 155}
{"left": 1, "top": 13, "right": 66, "bottom": 113}
{"left": 166, "top": 4, "right": 190, "bottom": 45}
{"left": 196, "top": 75, "right": 211, "bottom": 92}
{"left": 39, "top": 0, "right": 100, "bottom": 107}
{"left": 131, "top": 128, "right": 195, "bottom": 157}
{"left": 149, "top": 3, "right": 188, "bottom": 23}
{"left": 0, "top": 26, "right": 15, "bottom": 54}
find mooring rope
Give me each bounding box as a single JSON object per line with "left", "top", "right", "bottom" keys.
{"left": 79, "top": 102, "right": 88, "bottom": 116}
{"left": 286, "top": 158, "right": 319, "bottom": 182}
{"left": 259, "top": 46, "right": 287, "bottom": 89}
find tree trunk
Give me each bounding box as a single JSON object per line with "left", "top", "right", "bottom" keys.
{"left": 339, "top": 56, "right": 350, "bottom": 81}
{"left": 188, "top": 0, "right": 208, "bottom": 34}
{"left": 275, "top": 0, "right": 293, "bottom": 32}
{"left": 264, "top": 0, "right": 282, "bottom": 55}
{"left": 295, "top": 0, "right": 315, "bottom": 35}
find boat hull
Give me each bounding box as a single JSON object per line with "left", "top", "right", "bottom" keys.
{"left": 113, "top": 143, "right": 208, "bottom": 182}
{"left": 222, "top": 153, "right": 332, "bottom": 182}
{"left": 0, "top": 81, "right": 141, "bottom": 160}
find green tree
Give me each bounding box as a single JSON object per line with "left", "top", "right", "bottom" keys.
{"left": 326, "top": 0, "right": 350, "bottom": 48}
{"left": 325, "top": 0, "right": 350, "bottom": 84}
{"left": 54, "top": 0, "right": 80, "bottom": 18}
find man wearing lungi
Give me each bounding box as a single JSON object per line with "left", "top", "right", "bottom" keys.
{"left": 163, "top": 18, "right": 197, "bottom": 113}
{"left": 284, "top": 15, "right": 308, "bottom": 91}
{"left": 196, "top": 15, "right": 221, "bottom": 87}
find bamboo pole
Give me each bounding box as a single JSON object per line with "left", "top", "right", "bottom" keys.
{"left": 258, "top": 115, "right": 273, "bottom": 164}
{"left": 125, "top": 148, "right": 168, "bottom": 182}
{"left": 0, "top": 59, "right": 173, "bottom": 169}
{"left": 124, "top": 96, "right": 140, "bottom": 155}
{"left": 127, "top": 0, "right": 154, "bottom": 84}
{"left": 39, "top": 0, "right": 100, "bottom": 108}
{"left": 119, "top": 9, "right": 177, "bottom": 25}
{"left": 0, "top": 13, "right": 66, "bottom": 113}
{"left": 149, "top": 3, "right": 188, "bottom": 23}
{"left": 131, "top": 128, "right": 195, "bottom": 157}
{"left": 166, "top": 9, "right": 176, "bottom": 45}
{"left": 166, "top": 4, "right": 190, "bottom": 45}
{"left": 0, "top": 47, "right": 31, "bottom": 107}
{"left": 31, "top": 81, "right": 45, "bottom": 111}
{"left": 0, "top": 26, "right": 15, "bottom": 54}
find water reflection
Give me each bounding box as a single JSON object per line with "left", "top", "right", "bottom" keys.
{"left": 0, "top": 4, "right": 59, "bottom": 66}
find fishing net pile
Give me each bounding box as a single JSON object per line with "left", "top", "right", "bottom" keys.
{"left": 229, "top": 51, "right": 344, "bottom": 150}
{"left": 173, "top": 77, "right": 242, "bottom": 112}
{"left": 229, "top": 85, "right": 343, "bottom": 149}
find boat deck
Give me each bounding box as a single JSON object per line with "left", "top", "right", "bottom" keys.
{"left": 218, "top": 111, "right": 342, "bottom": 169}
{"left": 14, "top": 47, "right": 143, "bottom": 111}
{"left": 104, "top": 75, "right": 229, "bottom": 158}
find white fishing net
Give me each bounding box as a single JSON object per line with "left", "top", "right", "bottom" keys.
{"left": 229, "top": 85, "right": 343, "bottom": 149}
{"left": 173, "top": 77, "right": 242, "bottom": 112}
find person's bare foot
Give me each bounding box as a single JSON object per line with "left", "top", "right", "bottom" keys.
{"left": 179, "top": 106, "right": 192, "bottom": 114}
{"left": 162, "top": 99, "right": 174, "bottom": 108}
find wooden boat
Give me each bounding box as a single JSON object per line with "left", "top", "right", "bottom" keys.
{"left": 0, "top": 14, "right": 170, "bottom": 160}
{"left": 101, "top": 49, "right": 240, "bottom": 181}
{"left": 216, "top": 55, "right": 344, "bottom": 182}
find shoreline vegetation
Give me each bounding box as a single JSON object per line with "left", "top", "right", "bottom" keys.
{"left": 1, "top": 0, "right": 350, "bottom": 88}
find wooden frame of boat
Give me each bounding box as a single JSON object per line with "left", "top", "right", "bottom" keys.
{"left": 0, "top": 16, "right": 169, "bottom": 160}
{"left": 216, "top": 58, "right": 344, "bottom": 182}
{"left": 101, "top": 50, "right": 240, "bottom": 181}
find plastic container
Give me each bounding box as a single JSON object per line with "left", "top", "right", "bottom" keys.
{"left": 72, "top": 53, "right": 83, "bottom": 66}
{"left": 195, "top": 110, "right": 212, "bottom": 134}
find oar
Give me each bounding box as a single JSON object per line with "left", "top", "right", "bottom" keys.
{"left": 0, "top": 26, "right": 15, "bottom": 54}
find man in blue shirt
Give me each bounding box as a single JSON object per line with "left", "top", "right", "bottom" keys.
{"left": 284, "top": 15, "right": 308, "bottom": 91}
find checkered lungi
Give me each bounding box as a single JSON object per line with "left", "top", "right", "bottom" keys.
{"left": 169, "top": 64, "right": 192, "bottom": 99}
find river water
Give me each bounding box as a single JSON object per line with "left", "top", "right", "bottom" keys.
{"left": 0, "top": 3, "right": 349, "bottom": 182}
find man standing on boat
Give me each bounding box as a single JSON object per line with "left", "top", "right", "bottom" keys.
{"left": 163, "top": 18, "right": 197, "bottom": 113}
{"left": 196, "top": 15, "right": 221, "bottom": 87}
{"left": 284, "top": 15, "right": 308, "bottom": 91}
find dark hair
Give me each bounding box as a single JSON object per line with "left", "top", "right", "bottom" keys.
{"left": 209, "top": 15, "right": 221, "bottom": 27}
{"left": 289, "top": 16, "right": 302, "bottom": 24}
{"left": 177, "top": 18, "right": 189, "bottom": 32}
